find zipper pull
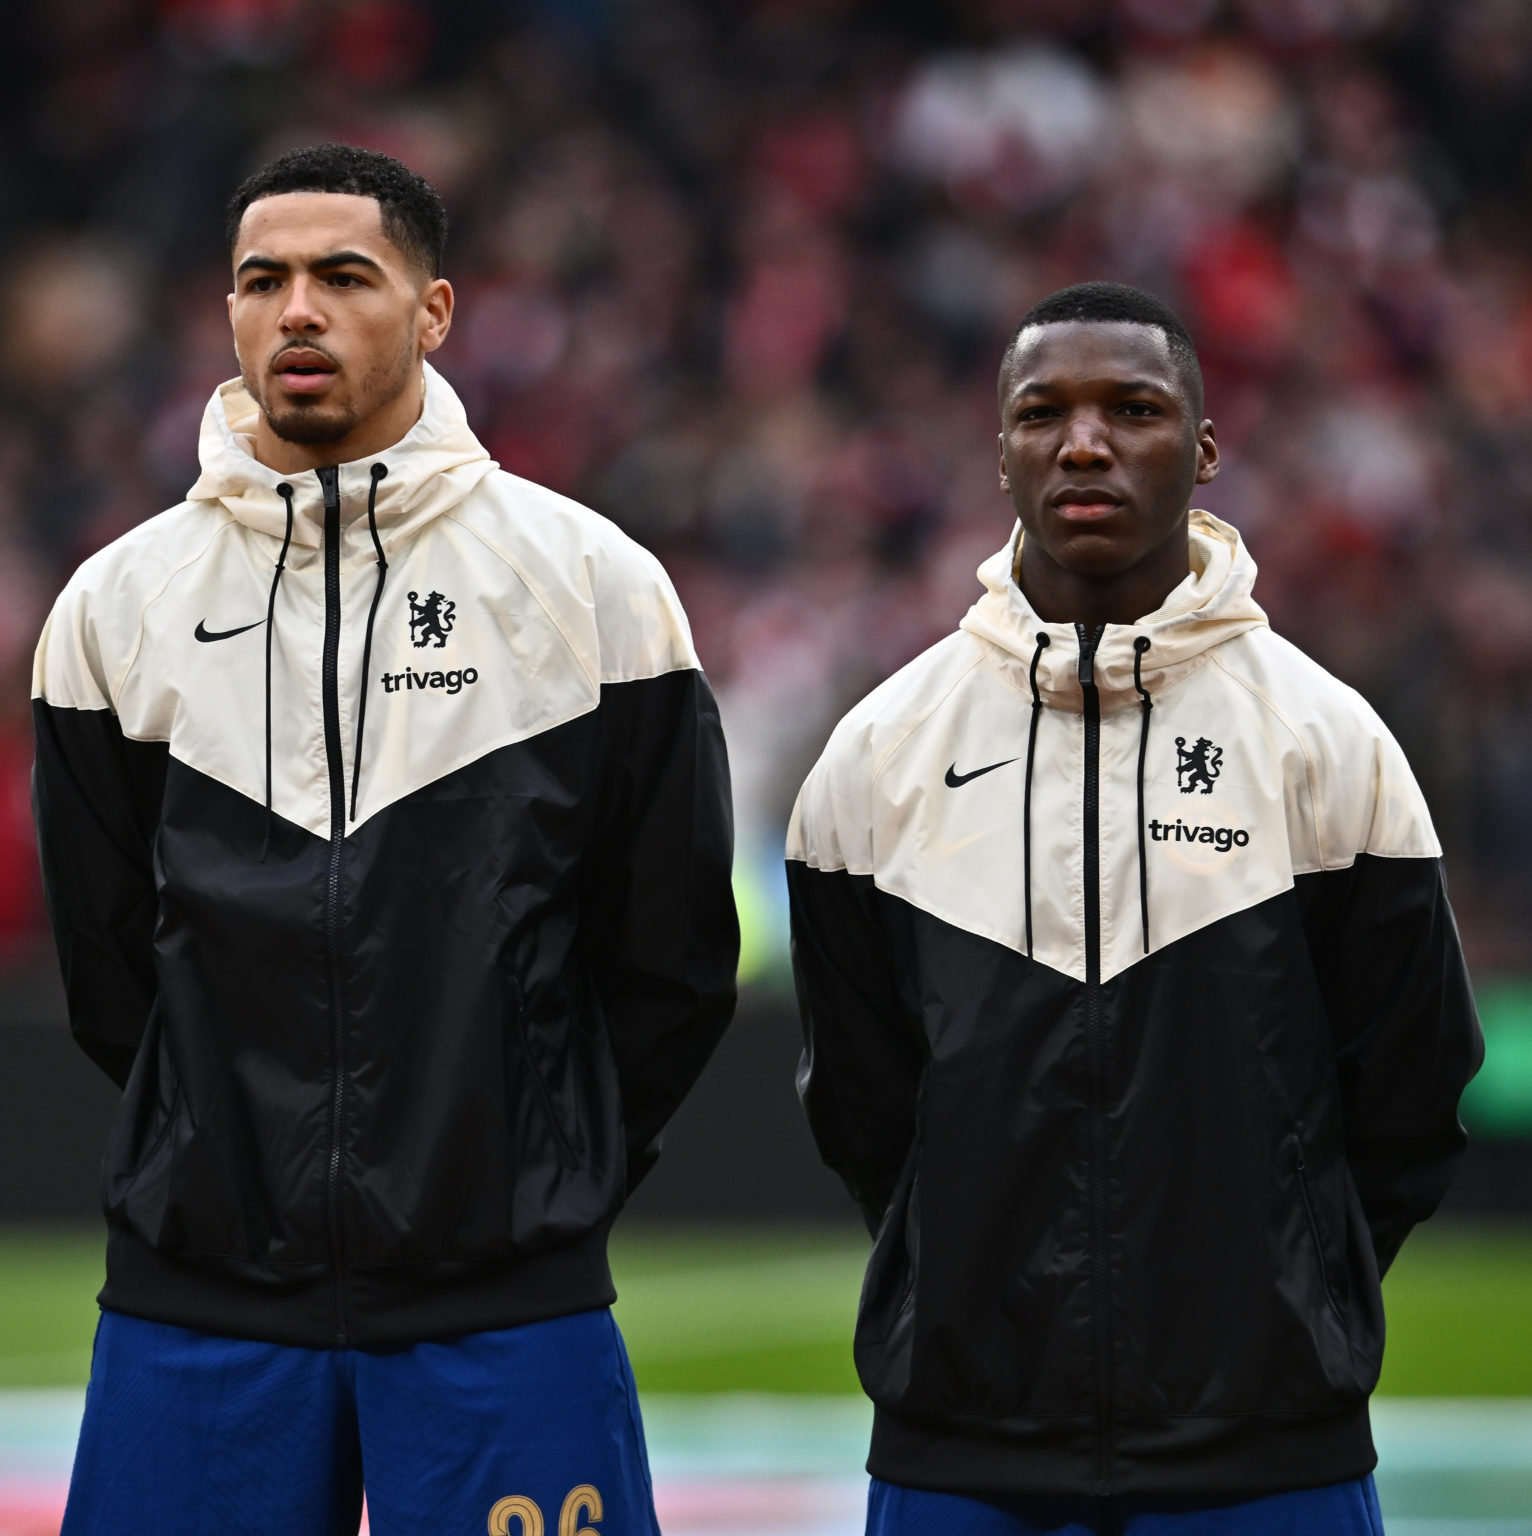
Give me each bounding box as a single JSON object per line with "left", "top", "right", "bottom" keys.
{"left": 316, "top": 464, "right": 340, "bottom": 517}
{"left": 1075, "top": 622, "right": 1103, "bottom": 688}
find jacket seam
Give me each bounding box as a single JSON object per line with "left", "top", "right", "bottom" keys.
{"left": 877, "top": 1405, "right": 1358, "bottom": 1424}
{"left": 789, "top": 853, "right": 873, "bottom": 877}
{"left": 600, "top": 659, "right": 703, "bottom": 687}
{"left": 106, "top": 1245, "right": 613, "bottom": 1270}
{"left": 798, "top": 872, "right": 1083, "bottom": 980}
{"left": 1206, "top": 651, "right": 1333, "bottom": 866}
{"left": 1100, "top": 875, "right": 1297, "bottom": 976}
{"left": 867, "top": 644, "right": 988, "bottom": 790}
{"left": 440, "top": 509, "right": 598, "bottom": 690}
{"left": 1291, "top": 849, "right": 1438, "bottom": 876}
{"left": 346, "top": 700, "right": 604, "bottom": 828}
{"left": 797, "top": 643, "right": 985, "bottom": 875}
{"left": 1112, "top": 1407, "right": 1369, "bottom": 1420}
{"left": 113, "top": 514, "right": 241, "bottom": 710}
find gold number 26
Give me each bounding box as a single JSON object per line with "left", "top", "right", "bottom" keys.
{"left": 488, "top": 1484, "right": 603, "bottom": 1536}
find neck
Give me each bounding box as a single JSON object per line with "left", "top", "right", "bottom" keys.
{"left": 251, "top": 369, "right": 424, "bottom": 474}
{"left": 1016, "top": 529, "right": 1191, "bottom": 631}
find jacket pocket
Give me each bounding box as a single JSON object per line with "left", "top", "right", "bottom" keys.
{"left": 1292, "top": 1132, "right": 1347, "bottom": 1332}
{"left": 506, "top": 978, "right": 580, "bottom": 1172}
{"left": 102, "top": 1009, "right": 186, "bottom": 1238}
{"left": 853, "top": 1152, "right": 920, "bottom": 1402}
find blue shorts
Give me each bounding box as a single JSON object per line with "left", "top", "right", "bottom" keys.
{"left": 866, "top": 1474, "right": 1385, "bottom": 1535}
{"left": 61, "top": 1307, "right": 658, "bottom": 1536}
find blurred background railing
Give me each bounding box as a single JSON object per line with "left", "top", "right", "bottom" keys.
{"left": 2, "top": 1, "right": 1532, "bottom": 1530}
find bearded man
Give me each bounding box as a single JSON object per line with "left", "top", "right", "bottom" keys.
{"left": 35, "top": 143, "right": 737, "bottom": 1535}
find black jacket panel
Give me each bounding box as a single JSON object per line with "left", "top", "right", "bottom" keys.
{"left": 32, "top": 372, "right": 738, "bottom": 1348}
{"left": 35, "top": 672, "right": 734, "bottom": 1347}
{"left": 786, "top": 514, "right": 1481, "bottom": 1497}
{"left": 31, "top": 702, "right": 168, "bottom": 1088}
{"left": 581, "top": 671, "right": 741, "bottom": 1190}
{"left": 790, "top": 864, "right": 1478, "bottom": 1495}
{"left": 1297, "top": 855, "right": 1482, "bottom": 1275}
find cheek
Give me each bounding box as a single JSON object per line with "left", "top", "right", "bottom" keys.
{"left": 1003, "top": 437, "right": 1055, "bottom": 489}
{"left": 1136, "top": 438, "right": 1196, "bottom": 488}
{"left": 355, "top": 313, "right": 418, "bottom": 375}
{"left": 230, "top": 311, "right": 264, "bottom": 367}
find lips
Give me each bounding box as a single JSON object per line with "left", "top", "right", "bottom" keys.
{"left": 273, "top": 349, "right": 338, "bottom": 394}
{"left": 1052, "top": 487, "right": 1124, "bottom": 521}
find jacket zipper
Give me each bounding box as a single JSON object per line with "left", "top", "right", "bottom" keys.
{"left": 317, "top": 465, "right": 350, "bottom": 1346}
{"left": 1077, "top": 621, "right": 1112, "bottom": 1495}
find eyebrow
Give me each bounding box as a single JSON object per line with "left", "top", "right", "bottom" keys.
{"left": 235, "top": 250, "right": 385, "bottom": 278}
{"left": 1014, "top": 377, "right": 1173, "bottom": 397}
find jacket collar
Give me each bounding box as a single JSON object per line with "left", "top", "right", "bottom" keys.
{"left": 960, "top": 510, "right": 1268, "bottom": 708}
{"left": 186, "top": 362, "right": 498, "bottom": 553}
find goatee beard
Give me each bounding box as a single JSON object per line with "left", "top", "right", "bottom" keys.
{"left": 262, "top": 400, "right": 360, "bottom": 446}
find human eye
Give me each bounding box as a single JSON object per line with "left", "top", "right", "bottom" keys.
{"left": 1118, "top": 400, "right": 1162, "bottom": 417}
{"left": 1017, "top": 404, "right": 1060, "bottom": 422}
{"left": 329, "top": 272, "right": 365, "bottom": 288}
{"left": 246, "top": 276, "right": 279, "bottom": 294}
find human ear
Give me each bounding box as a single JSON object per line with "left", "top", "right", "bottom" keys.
{"left": 419, "top": 278, "right": 454, "bottom": 354}
{"left": 1194, "top": 418, "right": 1219, "bottom": 484}
{"left": 227, "top": 292, "right": 242, "bottom": 369}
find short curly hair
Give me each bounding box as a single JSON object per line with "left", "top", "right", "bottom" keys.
{"left": 1000, "top": 281, "right": 1203, "bottom": 415}
{"left": 226, "top": 143, "right": 448, "bottom": 278}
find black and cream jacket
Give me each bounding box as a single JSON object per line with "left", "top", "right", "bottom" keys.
{"left": 787, "top": 511, "right": 1481, "bottom": 1500}
{"left": 32, "top": 365, "right": 738, "bottom": 1349}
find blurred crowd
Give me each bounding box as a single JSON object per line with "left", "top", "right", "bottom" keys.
{"left": 2, "top": 0, "right": 1531, "bottom": 980}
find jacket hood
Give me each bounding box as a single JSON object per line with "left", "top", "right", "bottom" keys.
{"left": 186, "top": 362, "right": 498, "bottom": 552}
{"left": 960, "top": 509, "right": 1268, "bottom": 708}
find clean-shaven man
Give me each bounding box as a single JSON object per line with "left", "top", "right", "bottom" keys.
{"left": 787, "top": 282, "right": 1481, "bottom": 1535}
{"left": 35, "top": 143, "right": 737, "bottom": 1534}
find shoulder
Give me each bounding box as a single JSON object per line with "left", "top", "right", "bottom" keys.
{"left": 828, "top": 631, "right": 986, "bottom": 775}
{"left": 789, "top": 631, "right": 985, "bottom": 868}
{"left": 1212, "top": 627, "right": 1438, "bottom": 864}
{"left": 34, "top": 502, "right": 230, "bottom": 710}
{"left": 1213, "top": 627, "right": 1394, "bottom": 759}
{"left": 447, "top": 471, "right": 698, "bottom": 683}
{"left": 64, "top": 501, "right": 229, "bottom": 605}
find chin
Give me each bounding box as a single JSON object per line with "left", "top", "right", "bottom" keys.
{"left": 265, "top": 401, "right": 358, "bottom": 447}
{"left": 1051, "top": 534, "right": 1143, "bottom": 577}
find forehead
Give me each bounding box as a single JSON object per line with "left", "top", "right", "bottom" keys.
{"left": 232, "top": 191, "right": 392, "bottom": 264}
{"left": 1004, "top": 320, "right": 1183, "bottom": 398}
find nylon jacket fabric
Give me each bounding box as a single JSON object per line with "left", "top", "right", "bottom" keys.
{"left": 786, "top": 512, "right": 1481, "bottom": 1498}
{"left": 32, "top": 365, "right": 739, "bottom": 1348}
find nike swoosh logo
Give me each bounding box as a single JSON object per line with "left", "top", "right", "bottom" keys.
{"left": 944, "top": 758, "right": 1017, "bottom": 788}
{"left": 194, "top": 619, "right": 264, "bottom": 643}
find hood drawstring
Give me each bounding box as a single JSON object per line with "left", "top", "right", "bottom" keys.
{"left": 1022, "top": 632, "right": 1050, "bottom": 958}
{"left": 350, "top": 463, "right": 389, "bottom": 822}
{"left": 1132, "top": 636, "right": 1152, "bottom": 955}
{"left": 260, "top": 484, "right": 297, "bottom": 862}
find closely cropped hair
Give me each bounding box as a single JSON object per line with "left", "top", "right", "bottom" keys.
{"left": 226, "top": 143, "right": 448, "bottom": 278}
{"left": 1001, "top": 281, "right": 1203, "bottom": 413}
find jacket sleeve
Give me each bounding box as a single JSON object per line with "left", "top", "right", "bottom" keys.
{"left": 787, "top": 859, "right": 924, "bottom": 1232}
{"left": 1300, "top": 852, "right": 1483, "bottom": 1275}
{"left": 32, "top": 693, "right": 167, "bottom": 1090}
{"left": 580, "top": 667, "right": 738, "bottom": 1191}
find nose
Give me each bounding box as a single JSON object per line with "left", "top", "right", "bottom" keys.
{"left": 278, "top": 274, "right": 326, "bottom": 335}
{"left": 1058, "top": 410, "right": 1112, "bottom": 471}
